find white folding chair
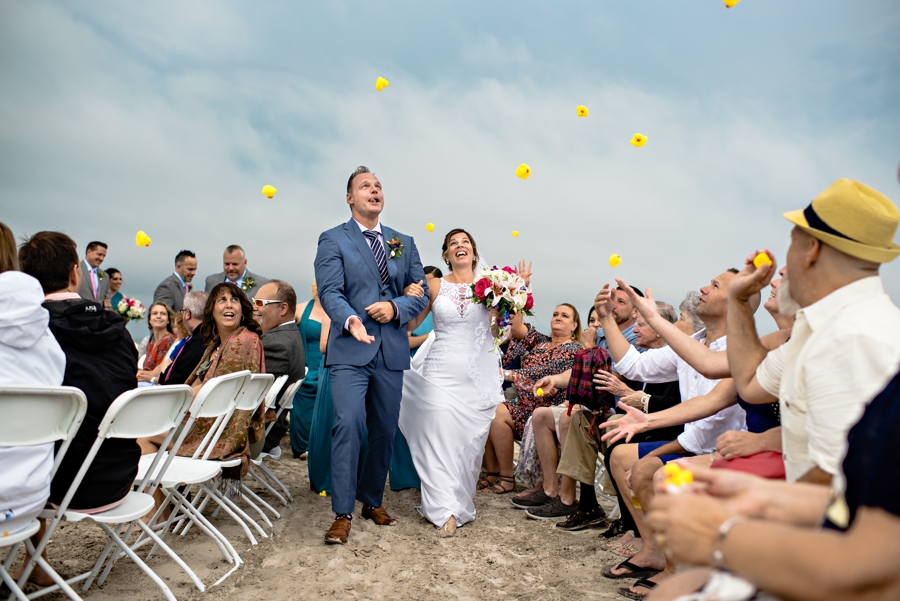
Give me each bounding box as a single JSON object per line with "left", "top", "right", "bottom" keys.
{"left": 183, "top": 374, "right": 277, "bottom": 532}
{"left": 0, "top": 386, "right": 87, "bottom": 601}
{"left": 249, "top": 373, "right": 305, "bottom": 505}
{"left": 133, "top": 371, "right": 255, "bottom": 565}
{"left": 17, "top": 386, "right": 200, "bottom": 601}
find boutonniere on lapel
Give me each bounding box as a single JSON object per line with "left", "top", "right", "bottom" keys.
{"left": 97, "top": 270, "right": 104, "bottom": 280}
{"left": 241, "top": 277, "right": 255, "bottom": 292}
{"left": 387, "top": 236, "right": 404, "bottom": 259}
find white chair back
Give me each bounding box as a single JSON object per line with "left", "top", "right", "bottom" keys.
{"left": 262, "top": 375, "right": 289, "bottom": 410}
{"left": 98, "top": 385, "right": 194, "bottom": 440}
{"left": 0, "top": 385, "right": 88, "bottom": 480}
{"left": 234, "top": 374, "right": 274, "bottom": 412}
{"left": 190, "top": 370, "right": 251, "bottom": 419}
{"left": 280, "top": 379, "right": 303, "bottom": 411}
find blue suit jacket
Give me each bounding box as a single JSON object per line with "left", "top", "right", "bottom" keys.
{"left": 314, "top": 218, "right": 428, "bottom": 371}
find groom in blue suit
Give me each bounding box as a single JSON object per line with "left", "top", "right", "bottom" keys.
{"left": 314, "top": 166, "right": 428, "bottom": 544}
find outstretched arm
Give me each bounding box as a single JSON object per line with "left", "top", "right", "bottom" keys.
{"left": 594, "top": 283, "right": 632, "bottom": 362}
{"left": 728, "top": 250, "right": 779, "bottom": 404}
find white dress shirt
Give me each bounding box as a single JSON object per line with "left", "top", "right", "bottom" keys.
{"left": 756, "top": 276, "right": 900, "bottom": 482}
{"left": 614, "top": 329, "right": 746, "bottom": 455}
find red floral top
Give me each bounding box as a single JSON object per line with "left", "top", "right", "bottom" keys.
{"left": 144, "top": 332, "right": 176, "bottom": 371}
{"left": 503, "top": 323, "right": 581, "bottom": 438}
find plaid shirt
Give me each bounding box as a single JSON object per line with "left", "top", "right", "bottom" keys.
{"left": 567, "top": 346, "right": 614, "bottom": 409}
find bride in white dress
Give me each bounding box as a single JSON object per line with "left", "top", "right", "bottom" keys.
{"left": 399, "top": 228, "right": 506, "bottom": 537}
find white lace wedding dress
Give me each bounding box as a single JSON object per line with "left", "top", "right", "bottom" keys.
{"left": 398, "top": 278, "right": 504, "bottom": 528}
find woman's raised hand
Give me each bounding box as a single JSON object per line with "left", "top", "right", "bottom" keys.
{"left": 516, "top": 260, "right": 532, "bottom": 287}
{"left": 580, "top": 326, "right": 597, "bottom": 349}
{"left": 404, "top": 280, "right": 425, "bottom": 298}
{"left": 598, "top": 402, "right": 650, "bottom": 443}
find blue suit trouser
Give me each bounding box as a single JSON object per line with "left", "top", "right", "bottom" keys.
{"left": 328, "top": 347, "right": 403, "bottom": 515}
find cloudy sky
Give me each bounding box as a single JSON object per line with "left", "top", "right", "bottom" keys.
{"left": 2, "top": 0, "right": 899, "bottom": 338}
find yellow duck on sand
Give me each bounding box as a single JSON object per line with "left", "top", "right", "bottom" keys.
{"left": 375, "top": 77, "right": 389, "bottom": 91}
{"left": 576, "top": 105, "right": 589, "bottom": 118}
{"left": 609, "top": 254, "right": 621, "bottom": 268}
{"left": 516, "top": 164, "right": 531, "bottom": 180}
{"left": 135, "top": 231, "right": 151, "bottom": 247}
{"left": 631, "top": 134, "right": 647, "bottom": 147}
{"left": 262, "top": 185, "right": 277, "bottom": 199}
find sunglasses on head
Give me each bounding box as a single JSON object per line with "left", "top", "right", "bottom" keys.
{"left": 251, "top": 298, "right": 284, "bottom": 308}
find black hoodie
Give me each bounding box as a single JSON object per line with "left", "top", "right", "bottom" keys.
{"left": 44, "top": 298, "right": 140, "bottom": 511}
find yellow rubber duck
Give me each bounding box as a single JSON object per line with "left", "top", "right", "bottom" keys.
{"left": 516, "top": 164, "right": 531, "bottom": 180}
{"left": 375, "top": 77, "right": 389, "bottom": 92}
{"left": 319, "top": 491, "right": 327, "bottom": 497}
{"left": 631, "top": 133, "right": 647, "bottom": 147}
{"left": 426, "top": 223, "right": 435, "bottom": 232}
{"left": 724, "top": 0, "right": 741, "bottom": 7}
{"left": 609, "top": 254, "right": 621, "bottom": 268}
{"left": 262, "top": 185, "right": 277, "bottom": 199}
{"left": 753, "top": 252, "right": 772, "bottom": 269}
{"left": 512, "top": 231, "right": 519, "bottom": 238}
{"left": 663, "top": 463, "right": 694, "bottom": 490}
{"left": 576, "top": 105, "right": 589, "bottom": 118}
{"left": 535, "top": 388, "right": 544, "bottom": 397}
{"left": 135, "top": 231, "right": 151, "bottom": 247}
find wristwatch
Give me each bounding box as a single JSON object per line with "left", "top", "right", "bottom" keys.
{"left": 640, "top": 393, "right": 651, "bottom": 413}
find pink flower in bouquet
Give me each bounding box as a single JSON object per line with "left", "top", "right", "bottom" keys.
{"left": 501, "top": 266, "right": 516, "bottom": 275}
{"left": 474, "top": 278, "right": 491, "bottom": 300}
{"left": 524, "top": 293, "right": 534, "bottom": 311}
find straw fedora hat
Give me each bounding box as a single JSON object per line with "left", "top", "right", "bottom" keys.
{"left": 784, "top": 178, "right": 900, "bottom": 264}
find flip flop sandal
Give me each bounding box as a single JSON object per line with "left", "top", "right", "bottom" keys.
{"left": 484, "top": 476, "right": 515, "bottom": 494}
{"left": 600, "top": 559, "right": 662, "bottom": 580}
{"left": 617, "top": 577, "right": 657, "bottom": 600}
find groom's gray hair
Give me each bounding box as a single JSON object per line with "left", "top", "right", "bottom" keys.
{"left": 347, "top": 165, "right": 374, "bottom": 194}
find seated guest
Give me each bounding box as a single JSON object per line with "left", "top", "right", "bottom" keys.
{"left": 153, "top": 249, "right": 197, "bottom": 312}
{"left": 0, "top": 222, "right": 65, "bottom": 541}
{"left": 481, "top": 302, "right": 583, "bottom": 494}
{"left": 204, "top": 244, "right": 269, "bottom": 298}
{"left": 105, "top": 267, "right": 124, "bottom": 311}
{"left": 136, "top": 301, "right": 176, "bottom": 383}
{"left": 594, "top": 270, "right": 751, "bottom": 596}
{"left": 254, "top": 280, "right": 306, "bottom": 456}
{"left": 177, "top": 283, "right": 266, "bottom": 479}
{"left": 645, "top": 369, "right": 900, "bottom": 600}
{"left": 157, "top": 291, "right": 208, "bottom": 386}
{"left": 17, "top": 231, "right": 139, "bottom": 586}
{"left": 673, "top": 291, "right": 703, "bottom": 336}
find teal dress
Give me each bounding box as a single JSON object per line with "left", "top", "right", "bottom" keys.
{"left": 289, "top": 301, "right": 322, "bottom": 456}
{"left": 388, "top": 314, "right": 432, "bottom": 491}
{"left": 110, "top": 291, "right": 124, "bottom": 311}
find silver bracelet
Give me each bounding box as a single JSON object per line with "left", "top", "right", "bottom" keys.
{"left": 711, "top": 515, "right": 748, "bottom": 569}
{"left": 640, "top": 393, "right": 651, "bottom": 413}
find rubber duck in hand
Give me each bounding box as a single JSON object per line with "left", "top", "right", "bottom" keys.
{"left": 753, "top": 252, "right": 772, "bottom": 269}
{"left": 663, "top": 463, "right": 694, "bottom": 493}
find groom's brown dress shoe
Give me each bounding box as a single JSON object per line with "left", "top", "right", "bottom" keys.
{"left": 361, "top": 505, "right": 397, "bottom": 526}
{"left": 325, "top": 518, "right": 351, "bottom": 544}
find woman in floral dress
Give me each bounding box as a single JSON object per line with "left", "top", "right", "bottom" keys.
{"left": 480, "top": 304, "right": 583, "bottom": 493}
{"left": 177, "top": 283, "right": 267, "bottom": 480}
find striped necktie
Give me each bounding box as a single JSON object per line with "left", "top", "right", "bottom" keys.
{"left": 363, "top": 230, "right": 389, "bottom": 284}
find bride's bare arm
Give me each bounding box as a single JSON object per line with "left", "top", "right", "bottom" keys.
{"left": 407, "top": 278, "right": 440, "bottom": 332}
{"left": 319, "top": 316, "right": 331, "bottom": 355}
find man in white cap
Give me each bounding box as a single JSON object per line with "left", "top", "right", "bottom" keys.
{"left": 728, "top": 178, "right": 900, "bottom": 485}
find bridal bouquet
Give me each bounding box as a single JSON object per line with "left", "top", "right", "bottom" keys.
{"left": 471, "top": 266, "right": 534, "bottom": 352}
{"left": 115, "top": 297, "right": 145, "bottom": 321}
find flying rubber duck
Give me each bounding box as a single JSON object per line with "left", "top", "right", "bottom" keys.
{"left": 516, "top": 164, "right": 531, "bottom": 180}
{"left": 576, "top": 105, "right": 589, "bottom": 118}
{"left": 609, "top": 254, "right": 622, "bottom": 268}
{"left": 724, "top": 0, "right": 741, "bottom": 7}
{"left": 631, "top": 134, "right": 647, "bottom": 147}
{"left": 135, "top": 231, "right": 151, "bottom": 247}
{"left": 426, "top": 223, "right": 435, "bottom": 232}
{"left": 262, "top": 185, "right": 277, "bottom": 199}
{"left": 512, "top": 231, "right": 520, "bottom": 238}
{"left": 375, "top": 77, "right": 389, "bottom": 91}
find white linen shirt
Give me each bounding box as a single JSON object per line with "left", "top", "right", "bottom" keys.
{"left": 756, "top": 276, "right": 900, "bottom": 482}
{"left": 614, "top": 329, "right": 746, "bottom": 455}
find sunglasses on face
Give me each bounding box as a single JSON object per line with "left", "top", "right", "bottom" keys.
{"left": 251, "top": 298, "right": 284, "bottom": 308}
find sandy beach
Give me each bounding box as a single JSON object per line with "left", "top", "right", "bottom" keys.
{"left": 14, "top": 441, "right": 634, "bottom": 600}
